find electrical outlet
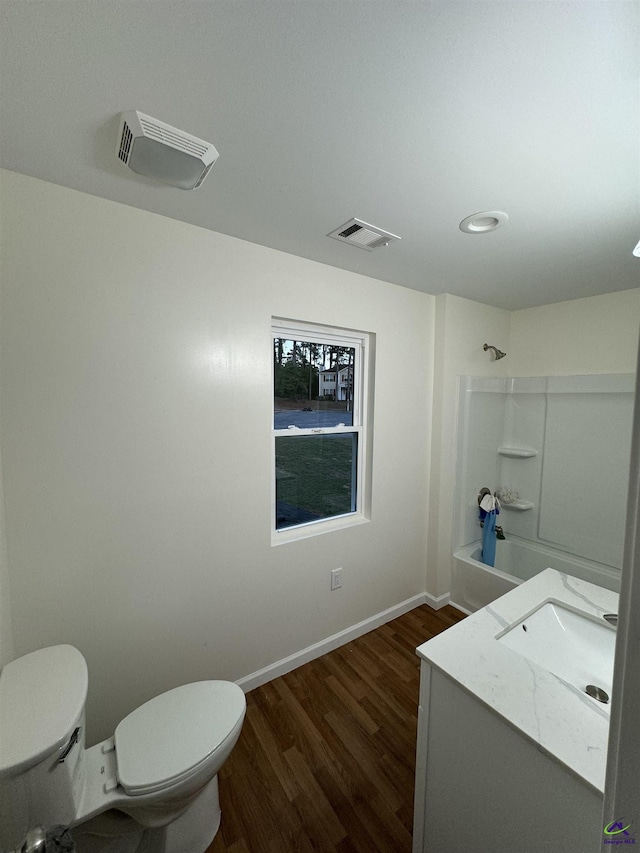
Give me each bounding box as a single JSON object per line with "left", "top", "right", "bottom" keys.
{"left": 330, "top": 568, "right": 343, "bottom": 590}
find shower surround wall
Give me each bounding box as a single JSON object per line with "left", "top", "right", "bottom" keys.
{"left": 452, "top": 374, "right": 634, "bottom": 609}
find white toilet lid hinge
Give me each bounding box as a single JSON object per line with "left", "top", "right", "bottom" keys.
{"left": 103, "top": 777, "right": 118, "bottom": 793}
{"left": 101, "top": 737, "right": 115, "bottom": 754}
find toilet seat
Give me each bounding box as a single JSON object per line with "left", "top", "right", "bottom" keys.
{"left": 114, "top": 681, "right": 245, "bottom": 796}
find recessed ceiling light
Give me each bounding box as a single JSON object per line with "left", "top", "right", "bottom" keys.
{"left": 633, "top": 239, "right": 640, "bottom": 257}
{"left": 459, "top": 210, "right": 508, "bottom": 234}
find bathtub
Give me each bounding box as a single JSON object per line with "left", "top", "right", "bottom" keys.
{"left": 451, "top": 536, "right": 621, "bottom": 614}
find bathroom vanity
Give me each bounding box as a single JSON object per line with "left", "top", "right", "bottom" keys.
{"left": 413, "top": 569, "right": 617, "bottom": 853}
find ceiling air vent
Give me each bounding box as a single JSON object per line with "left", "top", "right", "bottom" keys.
{"left": 116, "top": 111, "right": 218, "bottom": 190}
{"left": 328, "top": 218, "right": 401, "bottom": 251}
{"left": 118, "top": 121, "right": 133, "bottom": 164}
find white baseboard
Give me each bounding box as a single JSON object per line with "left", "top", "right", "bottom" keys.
{"left": 236, "top": 592, "right": 429, "bottom": 693}
{"left": 448, "top": 599, "right": 473, "bottom": 616}
{"left": 424, "top": 591, "right": 450, "bottom": 610}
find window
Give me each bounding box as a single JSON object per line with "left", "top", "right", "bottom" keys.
{"left": 272, "top": 319, "right": 370, "bottom": 540}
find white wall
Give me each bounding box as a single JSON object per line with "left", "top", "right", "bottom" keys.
{"left": 509, "top": 290, "right": 640, "bottom": 376}
{"left": 430, "top": 289, "right": 640, "bottom": 600}
{"left": 0, "top": 196, "right": 13, "bottom": 667}
{"left": 0, "top": 451, "right": 12, "bottom": 668}
{"left": 427, "top": 294, "right": 510, "bottom": 598}
{"left": 1, "top": 169, "right": 637, "bottom": 739}
{"left": 0, "top": 169, "right": 434, "bottom": 743}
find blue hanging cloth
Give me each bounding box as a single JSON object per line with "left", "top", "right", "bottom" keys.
{"left": 481, "top": 509, "right": 497, "bottom": 566}
{"left": 479, "top": 493, "right": 500, "bottom": 567}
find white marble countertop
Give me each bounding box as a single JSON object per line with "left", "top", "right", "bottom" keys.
{"left": 416, "top": 568, "right": 618, "bottom": 794}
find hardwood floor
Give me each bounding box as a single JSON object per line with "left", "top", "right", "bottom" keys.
{"left": 206, "top": 603, "right": 465, "bottom": 853}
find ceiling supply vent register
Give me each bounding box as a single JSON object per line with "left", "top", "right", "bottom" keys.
{"left": 328, "top": 218, "right": 401, "bottom": 251}
{"left": 116, "top": 111, "right": 219, "bottom": 190}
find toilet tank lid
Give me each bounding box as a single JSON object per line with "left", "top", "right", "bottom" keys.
{"left": 0, "top": 645, "right": 88, "bottom": 778}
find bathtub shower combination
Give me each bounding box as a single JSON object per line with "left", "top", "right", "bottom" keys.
{"left": 451, "top": 374, "right": 634, "bottom": 613}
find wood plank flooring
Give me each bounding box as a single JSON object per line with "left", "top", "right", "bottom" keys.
{"left": 206, "top": 603, "right": 465, "bottom": 853}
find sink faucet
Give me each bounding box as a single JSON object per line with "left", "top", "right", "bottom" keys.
{"left": 603, "top": 614, "right": 618, "bottom": 627}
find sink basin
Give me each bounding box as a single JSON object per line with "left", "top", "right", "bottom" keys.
{"left": 497, "top": 601, "right": 616, "bottom": 710}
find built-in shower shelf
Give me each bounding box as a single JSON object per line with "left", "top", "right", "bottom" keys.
{"left": 498, "top": 447, "right": 537, "bottom": 458}
{"left": 502, "top": 500, "right": 534, "bottom": 511}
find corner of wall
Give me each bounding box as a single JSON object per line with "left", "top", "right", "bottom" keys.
{"left": 427, "top": 294, "right": 510, "bottom": 600}
{"left": 0, "top": 178, "right": 14, "bottom": 667}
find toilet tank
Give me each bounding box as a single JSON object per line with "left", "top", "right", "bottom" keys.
{"left": 0, "top": 645, "right": 88, "bottom": 850}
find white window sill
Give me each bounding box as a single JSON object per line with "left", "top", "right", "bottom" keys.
{"left": 271, "top": 513, "right": 370, "bottom": 546}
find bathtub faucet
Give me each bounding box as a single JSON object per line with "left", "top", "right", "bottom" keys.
{"left": 478, "top": 520, "right": 505, "bottom": 540}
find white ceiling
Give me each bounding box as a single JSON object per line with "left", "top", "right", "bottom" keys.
{"left": 1, "top": 1, "right": 638, "bottom": 310}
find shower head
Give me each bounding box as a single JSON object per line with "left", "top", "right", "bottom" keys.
{"left": 483, "top": 343, "right": 507, "bottom": 360}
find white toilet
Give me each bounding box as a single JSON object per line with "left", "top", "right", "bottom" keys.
{"left": 0, "top": 645, "right": 246, "bottom": 853}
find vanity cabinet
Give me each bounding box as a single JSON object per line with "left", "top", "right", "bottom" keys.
{"left": 411, "top": 570, "right": 617, "bottom": 853}
{"left": 413, "top": 662, "right": 603, "bottom": 853}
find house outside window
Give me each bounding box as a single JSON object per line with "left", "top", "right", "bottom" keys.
{"left": 318, "top": 370, "right": 337, "bottom": 398}
{"left": 272, "top": 319, "right": 371, "bottom": 541}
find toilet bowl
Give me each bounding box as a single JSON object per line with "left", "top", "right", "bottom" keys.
{"left": 0, "top": 645, "right": 246, "bottom": 853}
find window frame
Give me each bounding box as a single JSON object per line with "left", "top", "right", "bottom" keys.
{"left": 271, "top": 318, "right": 371, "bottom": 544}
